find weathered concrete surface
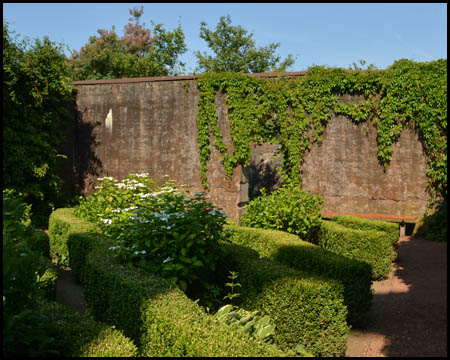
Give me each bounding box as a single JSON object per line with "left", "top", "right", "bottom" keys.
{"left": 71, "top": 79, "right": 243, "bottom": 221}
{"left": 301, "top": 115, "right": 429, "bottom": 218}
{"left": 64, "top": 76, "right": 431, "bottom": 221}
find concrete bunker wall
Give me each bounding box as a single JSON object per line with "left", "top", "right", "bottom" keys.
{"left": 65, "top": 73, "right": 430, "bottom": 222}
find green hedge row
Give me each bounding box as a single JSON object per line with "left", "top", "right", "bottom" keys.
{"left": 30, "top": 229, "right": 51, "bottom": 258}
{"left": 228, "top": 224, "right": 372, "bottom": 326}
{"left": 38, "top": 300, "right": 138, "bottom": 357}
{"left": 315, "top": 220, "right": 393, "bottom": 280}
{"left": 48, "top": 208, "right": 288, "bottom": 357}
{"left": 330, "top": 215, "right": 400, "bottom": 249}
{"left": 48, "top": 208, "right": 98, "bottom": 267}
{"left": 226, "top": 243, "right": 350, "bottom": 356}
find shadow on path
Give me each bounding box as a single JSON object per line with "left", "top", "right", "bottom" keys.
{"left": 346, "top": 236, "right": 447, "bottom": 357}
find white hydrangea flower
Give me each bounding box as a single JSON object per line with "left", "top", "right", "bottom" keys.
{"left": 100, "top": 218, "right": 112, "bottom": 225}
{"left": 108, "top": 245, "right": 121, "bottom": 251}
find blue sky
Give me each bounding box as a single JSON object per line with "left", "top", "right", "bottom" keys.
{"left": 3, "top": 3, "right": 447, "bottom": 74}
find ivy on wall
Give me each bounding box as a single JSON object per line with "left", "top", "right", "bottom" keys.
{"left": 196, "top": 59, "right": 447, "bottom": 204}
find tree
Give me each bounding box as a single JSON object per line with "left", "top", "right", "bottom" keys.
{"left": 195, "top": 14, "right": 295, "bottom": 74}
{"left": 3, "top": 23, "right": 74, "bottom": 226}
{"left": 67, "top": 6, "right": 187, "bottom": 80}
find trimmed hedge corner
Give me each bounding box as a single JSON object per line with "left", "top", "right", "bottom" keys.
{"left": 226, "top": 243, "right": 350, "bottom": 357}
{"left": 228, "top": 224, "right": 372, "bottom": 326}
{"left": 330, "top": 215, "right": 400, "bottom": 249}
{"left": 315, "top": 220, "right": 393, "bottom": 280}
{"left": 38, "top": 300, "right": 138, "bottom": 357}
{"left": 48, "top": 208, "right": 97, "bottom": 266}
{"left": 48, "top": 208, "right": 288, "bottom": 357}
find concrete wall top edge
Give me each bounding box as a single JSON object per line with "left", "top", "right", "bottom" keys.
{"left": 71, "top": 71, "right": 309, "bottom": 85}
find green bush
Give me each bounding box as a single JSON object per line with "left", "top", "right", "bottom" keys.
{"left": 330, "top": 215, "right": 400, "bottom": 249}
{"left": 75, "top": 174, "right": 231, "bottom": 295}
{"left": 315, "top": 220, "right": 393, "bottom": 280}
{"left": 240, "top": 182, "right": 323, "bottom": 241}
{"left": 48, "top": 208, "right": 288, "bottom": 357}
{"left": 30, "top": 229, "right": 51, "bottom": 258}
{"left": 415, "top": 201, "right": 447, "bottom": 242}
{"left": 38, "top": 300, "right": 138, "bottom": 357}
{"left": 226, "top": 243, "right": 349, "bottom": 357}
{"left": 36, "top": 257, "right": 58, "bottom": 301}
{"left": 3, "top": 23, "right": 74, "bottom": 227}
{"left": 3, "top": 190, "right": 57, "bottom": 356}
{"left": 48, "top": 208, "right": 97, "bottom": 266}
{"left": 228, "top": 224, "right": 372, "bottom": 326}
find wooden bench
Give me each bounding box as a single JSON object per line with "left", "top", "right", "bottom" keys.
{"left": 320, "top": 212, "right": 417, "bottom": 237}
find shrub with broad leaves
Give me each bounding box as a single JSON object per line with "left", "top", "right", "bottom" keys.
{"left": 240, "top": 181, "right": 323, "bottom": 241}
{"left": 75, "top": 174, "right": 232, "bottom": 294}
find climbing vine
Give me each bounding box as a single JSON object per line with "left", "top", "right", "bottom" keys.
{"left": 197, "top": 59, "right": 447, "bottom": 203}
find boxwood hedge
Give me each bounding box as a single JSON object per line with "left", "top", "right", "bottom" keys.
{"left": 226, "top": 243, "right": 350, "bottom": 357}
{"left": 315, "top": 220, "right": 393, "bottom": 280}
{"left": 38, "top": 300, "right": 138, "bottom": 357}
{"left": 228, "top": 224, "right": 372, "bottom": 326}
{"left": 330, "top": 215, "right": 400, "bottom": 251}
{"left": 48, "top": 208, "right": 288, "bottom": 357}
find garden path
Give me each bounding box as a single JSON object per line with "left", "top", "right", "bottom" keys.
{"left": 345, "top": 235, "right": 447, "bottom": 357}
{"left": 50, "top": 231, "right": 447, "bottom": 357}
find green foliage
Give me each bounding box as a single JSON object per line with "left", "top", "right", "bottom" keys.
{"left": 195, "top": 14, "right": 295, "bottom": 74}
{"left": 30, "top": 228, "right": 51, "bottom": 258}
{"left": 196, "top": 59, "right": 447, "bottom": 204}
{"left": 38, "top": 300, "right": 138, "bottom": 357}
{"left": 215, "top": 304, "right": 277, "bottom": 344}
{"left": 330, "top": 215, "right": 400, "bottom": 250}
{"left": 415, "top": 200, "right": 447, "bottom": 242}
{"left": 315, "top": 220, "right": 393, "bottom": 280}
{"left": 68, "top": 6, "right": 187, "bottom": 80}
{"left": 227, "top": 224, "right": 372, "bottom": 326}
{"left": 240, "top": 182, "right": 323, "bottom": 241}
{"left": 46, "top": 209, "right": 288, "bottom": 356}
{"left": 222, "top": 270, "right": 241, "bottom": 305}
{"left": 227, "top": 243, "right": 350, "bottom": 356}
{"left": 3, "top": 190, "right": 58, "bottom": 356}
{"left": 3, "top": 23, "right": 74, "bottom": 227}
{"left": 75, "top": 173, "right": 231, "bottom": 295}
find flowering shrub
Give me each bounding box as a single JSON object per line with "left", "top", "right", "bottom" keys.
{"left": 75, "top": 174, "right": 232, "bottom": 293}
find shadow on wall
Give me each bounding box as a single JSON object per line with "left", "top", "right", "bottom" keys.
{"left": 75, "top": 106, "right": 104, "bottom": 196}
{"left": 58, "top": 95, "right": 104, "bottom": 200}
{"left": 248, "top": 160, "right": 284, "bottom": 200}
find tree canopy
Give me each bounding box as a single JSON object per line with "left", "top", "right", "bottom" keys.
{"left": 195, "top": 14, "right": 295, "bottom": 74}
{"left": 67, "top": 6, "right": 187, "bottom": 80}
{"left": 3, "top": 23, "right": 74, "bottom": 225}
